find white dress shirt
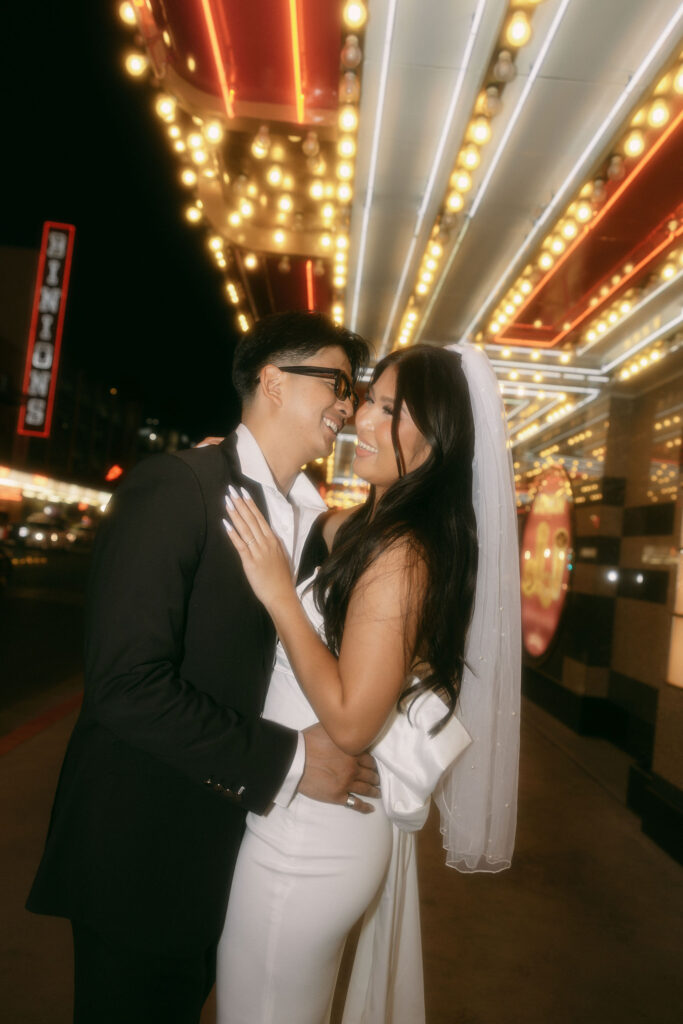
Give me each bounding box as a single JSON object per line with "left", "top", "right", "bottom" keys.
{"left": 234, "top": 423, "right": 327, "bottom": 806}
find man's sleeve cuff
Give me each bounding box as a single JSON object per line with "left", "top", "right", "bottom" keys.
{"left": 272, "top": 732, "right": 305, "bottom": 807}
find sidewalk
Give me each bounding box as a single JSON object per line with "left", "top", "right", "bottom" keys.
{"left": 2, "top": 697, "right": 682, "bottom": 1023}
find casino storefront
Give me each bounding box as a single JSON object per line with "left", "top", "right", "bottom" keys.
{"left": 515, "top": 366, "right": 683, "bottom": 864}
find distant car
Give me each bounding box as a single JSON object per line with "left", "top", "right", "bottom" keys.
{"left": 17, "top": 514, "right": 70, "bottom": 551}
{"left": 65, "top": 523, "right": 97, "bottom": 549}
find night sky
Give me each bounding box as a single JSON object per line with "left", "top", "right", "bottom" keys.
{"left": 4, "top": 1, "right": 240, "bottom": 437}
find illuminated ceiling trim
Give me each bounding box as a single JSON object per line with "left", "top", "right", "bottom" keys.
{"left": 288, "top": 0, "right": 305, "bottom": 123}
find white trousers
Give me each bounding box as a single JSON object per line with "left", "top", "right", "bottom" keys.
{"left": 216, "top": 792, "right": 393, "bottom": 1024}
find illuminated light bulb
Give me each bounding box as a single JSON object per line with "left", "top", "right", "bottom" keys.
{"left": 550, "top": 236, "right": 565, "bottom": 255}
{"left": 239, "top": 199, "right": 254, "bottom": 218}
{"left": 282, "top": 175, "right": 294, "bottom": 192}
{"left": 492, "top": 49, "right": 516, "bottom": 83}
{"left": 332, "top": 303, "right": 344, "bottom": 318}
{"left": 205, "top": 121, "right": 223, "bottom": 144}
{"left": 575, "top": 201, "right": 592, "bottom": 222}
{"left": 275, "top": 194, "right": 292, "bottom": 214}
{"left": 426, "top": 258, "right": 437, "bottom": 272}
{"left": 343, "top": 0, "right": 367, "bottom": 28}
{"left": 416, "top": 282, "right": 429, "bottom": 295}
{"left": 180, "top": 169, "right": 197, "bottom": 187}
{"left": 538, "top": 252, "right": 554, "bottom": 271}
{"left": 511, "top": 291, "right": 523, "bottom": 306}
{"left": 187, "top": 132, "right": 203, "bottom": 149}
{"left": 125, "top": 52, "right": 148, "bottom": 77}
{"left": 244, "top": 253, "right": 258, "bottom": 270}
{"left": 504, "top": 303, "right": 515, "bottom": 316}
{"left": 337, "top": 182, "right": 353, "bottom": 203}
{"left": 520, "top": 279, "right": 532, "bottom": 295}
{"left": 468, "top": 116, "right": 491, "bottom": 145}
{"left": 173, "top": 140, "right": 186, "bottom": 153}
{"left": 459, "top": 145, "right": 480, "bottom": 171}
{"left": 608, "top": 311, "right": 618, "bottom": 324}
{"left": 238, "top": 314, "right": 250, "bottom": 333}
{"left": 226, "top": 282, "right": 239, "bottom": 304}
{"left": 187, "top": 55, "right": 197, "bottom": 72}
{"left": 185, "top": 206, "right": 201, "bottom": 223}
{"left": 339, "top": 105, "right": 359, "bottom": 132}
{"left": 338, "top": 136, "right": 356, "bottom": 158}
{"left": 334, "top": 251, "right": 347, "bottom": 266}
{"left": 624, "top": 129, "right": 645, "bottom": 157}
{"left": 336, "top": 161, "right": 354, "bottom": 181}
{"left": 596, "top": 321, "right": 607, "bottom": 334}
{"left": 674, "top": 64, "right": 683, "bottom": 95}
{"left": 450, "top": 169, "right": 472, "bottom": 193}
{"left": 228, "top": 211, "right": 241, "bottom": 227}
{"left": 251, "top": 125, "right": 271, "bottom": 159}
{"left": 489, "top": 321, "right": 500, "bottom": 334}
{"left": 421, "top": 271, "right": 433, "bottom": 284}
{"left": 651, "top": 349, "right": 661, "bottom": 361}
{"left": 333, "top": 276, "right": 346, "bottom": 289}
{"left": 155, "top": 95, "right": 176, "bottom": 121}
{"left": 168, "top": 125, "right": 181, "bottom": 139}
{"left": 662, "top": 262, "right": 676, "bottom": 280}
{"left": 429, "top": 242, "right": 443, "bottom": 258}
{"left": 619, "top": 300, "right": 631, "bottom": 314}
{"left": 341, "top": 34, "right": 362, "bottom": 69}
{"left": 560, "top": 353, "right": 571, "bottom": 364}
{"left": 191, "top": 148, "right": 208, "bottom": 165}
{"left": 502, "top": 349, "right": 511, "bottom": 359}
{"left": 533, "top": 373, "right": 543, "bottom": 383}
{"left": 505, "top": 11, "right": 532, "bottom": 48}
{"left": 266, "top": 164, "right": 284, "bottom": 188}
{"left": 561, "top": 219, "right": 578, "bottom": 240}
{"left": 648, "top": 98, "right": 670, "bottom": 128}
{"left": 209, "top": 236, "right": 223, "bottom": 251}
{"left": 446, "top": 191, "right": 464, "bottom": 213}
{"left": 310, "top": 180, "right": 325, "bottom": 200}
{"left": 336, "top": 235, "right": 350, "bottom": 251}
{"left": 119, "top": 2, "right": 136, "bottom": 26}
{"left": 531, "top": 350, "right": 540, "bottom": 361}
{"left": 508, "top": 371, "right": 519, "bottom": 381}
{"left": 320, "top": 234, "right": 332, "bottom": 250}
{"left": 162, "top": 30, "right": 171, "bottom": 46}
{"left": 273, "top": 230, "right": 286, "bottom": 246}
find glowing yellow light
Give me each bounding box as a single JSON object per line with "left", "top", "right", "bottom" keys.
{"left": 168, "top": 125, "right": 181, "bottom": 139}
{"left": 336, "top": 235, "right": 350, "bottom": 251}
{"left": 531, "top": 350, "right": 540, "bottom": 361}
{"left": 451, "top": 169, "right": 472, "bottom": 193}
{"left": 624, "top": 129, "right": 645, "bottom": 157}
{"left": 273, "top": 230, "right": 286, "bottom": 246}
{"left": 228, "top": 211, "right": 241, "bottom": 227}
{"left": 421, "top": 271, "right": 433, "bottom": 284}
{"left": 674, "top": 65, "right": 683, "bottom": 95}
{"left": 278, "top": 194, "right": 293, "bottom": 213}
{"left": 504, "top": 303, "right": 515, "bottom": 316}
{"left": 185, "top": 206, "right": 202, "bottom": 223}
{"left": 560, "top": 353, "right": 571, "bottom": 364}
{"left": 608, "top": 311, "right": 618, "bottom": 324}
{"left": 426, "top": 259, "right": 437, "bottom": 272}
{"left": 505, "top": 11, "right": 532, "bottom": 48}
{"left": 173, "top": 140, "right": 186, "bottom": 153}
{"left": 266, "top": 164, "right": 284, "bottom": 187}
{"left": 333, "top": 276, "right": 346, "bottom": 288}
{"left": 468, "top": 116, "right": 491, "bottom": 146}
{"left": 561, "top": 219, "right": 578, "bottom": 240}
{"left": 339, "top": 106, "right": 359, "bottom": 132}
{"left": 520, "top": 279, "right": 532, "bottom": 295}
{"left": 238, "top": 314, "right": 250, "bottom": 333}
{"left": 119, "top": 2, "right": 136, "bottom": 26}
{"left": 648, "top": 99, "right": 670, "bottom": 128}
{"left": 619, "top": 300, "right": 632, "bottom": 314}
{"left": 416, "top": 282, "right": 429, "bottom": 295}
{"left": 322, "top": 202, "right": 335, "bottom": 220}
{"left": 180, "top": 169, "right": 197, "bottom": 187}
{"left": 550, "top": 235, "right": 565, "bottom": 255}
{"left": 662, "top": 262, "right": 676, "bottom": 280}
{"left": 187, "top": 55, "right": 197, "bottom": 72}
{"left": 239, "top": 199, "right": 254, "bottom": 218}
{"left": 446, "top": 191, "right": 464, "bottom": 213}
{"left": 338, "top": 137, "right": 356, "bottom": 158}
{"left": 490, "top": 321, "right": 500, "bottom": 334}
{"left": 459, "top": 145, "right": 480, "bottom": 170}
{"left": 310, "top": 180, "right": 325, "bottom": 200}
{"left": 575, "top": 201, "right": 592, "bottom": 223}
{"left": 187, "top": 132, "right": 203, "bottom": 150}
{"left": 320, "top": 234, "right": 332, "bottom": 249}
{"left": 191, "top": 149, "right": 208, "bottom": 165}
{"left": 244, "top": 253, "right": 258, "bottom": 270}
{"left": 209, "top": 236, "right": 223, "bottom": 251}
{"left": 343, "top": 1, "right": 367, "bottom": 28}
{"left": 337, "top": 182, "right": 353, "bottom": 204}
{"left": 125, "top": 53, "right": 148, "bottom": 77}
{"left": 538, "top": 252, "right": 553, "bottom": 271}
{"left": 336, "top": 161, "right": 354, "bottom": 181}
{"left": 205, "top": 121, "right": 223, "bottom": 144}
{"left": 155, "top": 95, "right": 176, "bottom": 121}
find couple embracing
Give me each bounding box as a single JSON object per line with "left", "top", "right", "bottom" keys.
{"left": 28, "top": 311, "right": 521, "bottom": 1023}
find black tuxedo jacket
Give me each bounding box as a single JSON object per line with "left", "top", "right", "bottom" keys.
{"left": 27, "top": 434, "right": 327, "bottom": 955}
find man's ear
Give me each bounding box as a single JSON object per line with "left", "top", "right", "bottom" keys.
{"left": 258, "top": 364, "right": 284, "bottom": 408}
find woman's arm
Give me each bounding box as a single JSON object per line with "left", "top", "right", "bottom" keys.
{"left": 224, "top": 489, "right": 423, "bottom": 754}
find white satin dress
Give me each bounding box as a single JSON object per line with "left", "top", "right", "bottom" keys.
{"left": 216, "top": 578, "right": 472, "bottom": 1024}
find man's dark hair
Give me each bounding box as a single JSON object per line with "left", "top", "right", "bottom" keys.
{"left": 232, "top": 311, "right": 371, "bottom": 402}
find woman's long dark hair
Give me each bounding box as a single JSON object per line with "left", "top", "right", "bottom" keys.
{"left": 314, "top": 345, "right": 478, "bottom": 731}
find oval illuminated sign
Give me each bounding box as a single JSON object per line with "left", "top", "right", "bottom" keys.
{"left": 520, "top": 465, "right": 573, "bottom": 658}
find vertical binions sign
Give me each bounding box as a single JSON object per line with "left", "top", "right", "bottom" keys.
{"left": 17, "top": 221, "right": 76, "bottom": 438}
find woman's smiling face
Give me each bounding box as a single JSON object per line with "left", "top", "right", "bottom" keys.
{"left": 353, "top": 365, "right": 431, "bottom": 497}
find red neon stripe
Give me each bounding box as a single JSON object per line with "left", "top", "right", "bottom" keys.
{"left": 288, "top": 0, "right": 305, "bottom": 123}
{"left": 198, "top": 0, "right": 235, "bottom": 119}
{"left": 305, "top": 259, "right": 315, "bottom": 310}
{"left": 0, "top": 693, "right": 82, "bottom": 758}
{"left": 18, "top": 222, "right": 76, "bottom": 438}
{"left": 494, "top": 105, "right": 683, "bottom": 348}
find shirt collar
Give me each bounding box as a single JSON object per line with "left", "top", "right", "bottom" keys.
{"left": 235, "top": 423, "right": 326, "bottom": 514}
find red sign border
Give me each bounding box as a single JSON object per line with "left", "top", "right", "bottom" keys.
{"left": 17, "top": 221, "right": 76, "bottom": 439}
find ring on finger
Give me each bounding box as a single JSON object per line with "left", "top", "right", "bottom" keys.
{"left": 345, "top": 793, "right": 357, "bottom": 809}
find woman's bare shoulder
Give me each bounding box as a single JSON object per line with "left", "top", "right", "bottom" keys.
{"left": 322, "top": 505, "right": 359, "bottom": 551}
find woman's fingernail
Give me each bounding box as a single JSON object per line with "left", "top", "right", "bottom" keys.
{"left": 239, "top": 487, "right": 249, "bottom": 501}
{"left": 222, "top": 518, "right": 233, "bottom": 533}
{"left": 228, "top": 484, "right": 240, "bottom": 501}
{"left": 225, "top": 495, "right": 235, "bottom": 511}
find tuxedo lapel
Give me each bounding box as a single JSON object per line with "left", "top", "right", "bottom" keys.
{"left": 219, "top": 433, "right": 270, "bottom": 523}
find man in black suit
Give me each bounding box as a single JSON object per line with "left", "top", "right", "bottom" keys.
{"left": 28, "top": 311, "right": 377, "bottom": 1023}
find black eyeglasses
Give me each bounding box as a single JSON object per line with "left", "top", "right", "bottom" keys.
{"left": 277, "top": 365, "right": 359, "bottom": 411}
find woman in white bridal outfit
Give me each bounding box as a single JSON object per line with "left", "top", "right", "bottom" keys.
{"left": 218, "top": 343, "right": 521, "bottom": 1024}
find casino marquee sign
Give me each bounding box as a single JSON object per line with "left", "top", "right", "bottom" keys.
{"left": 17, "top": 221, "right": 76, "bottom": 439}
